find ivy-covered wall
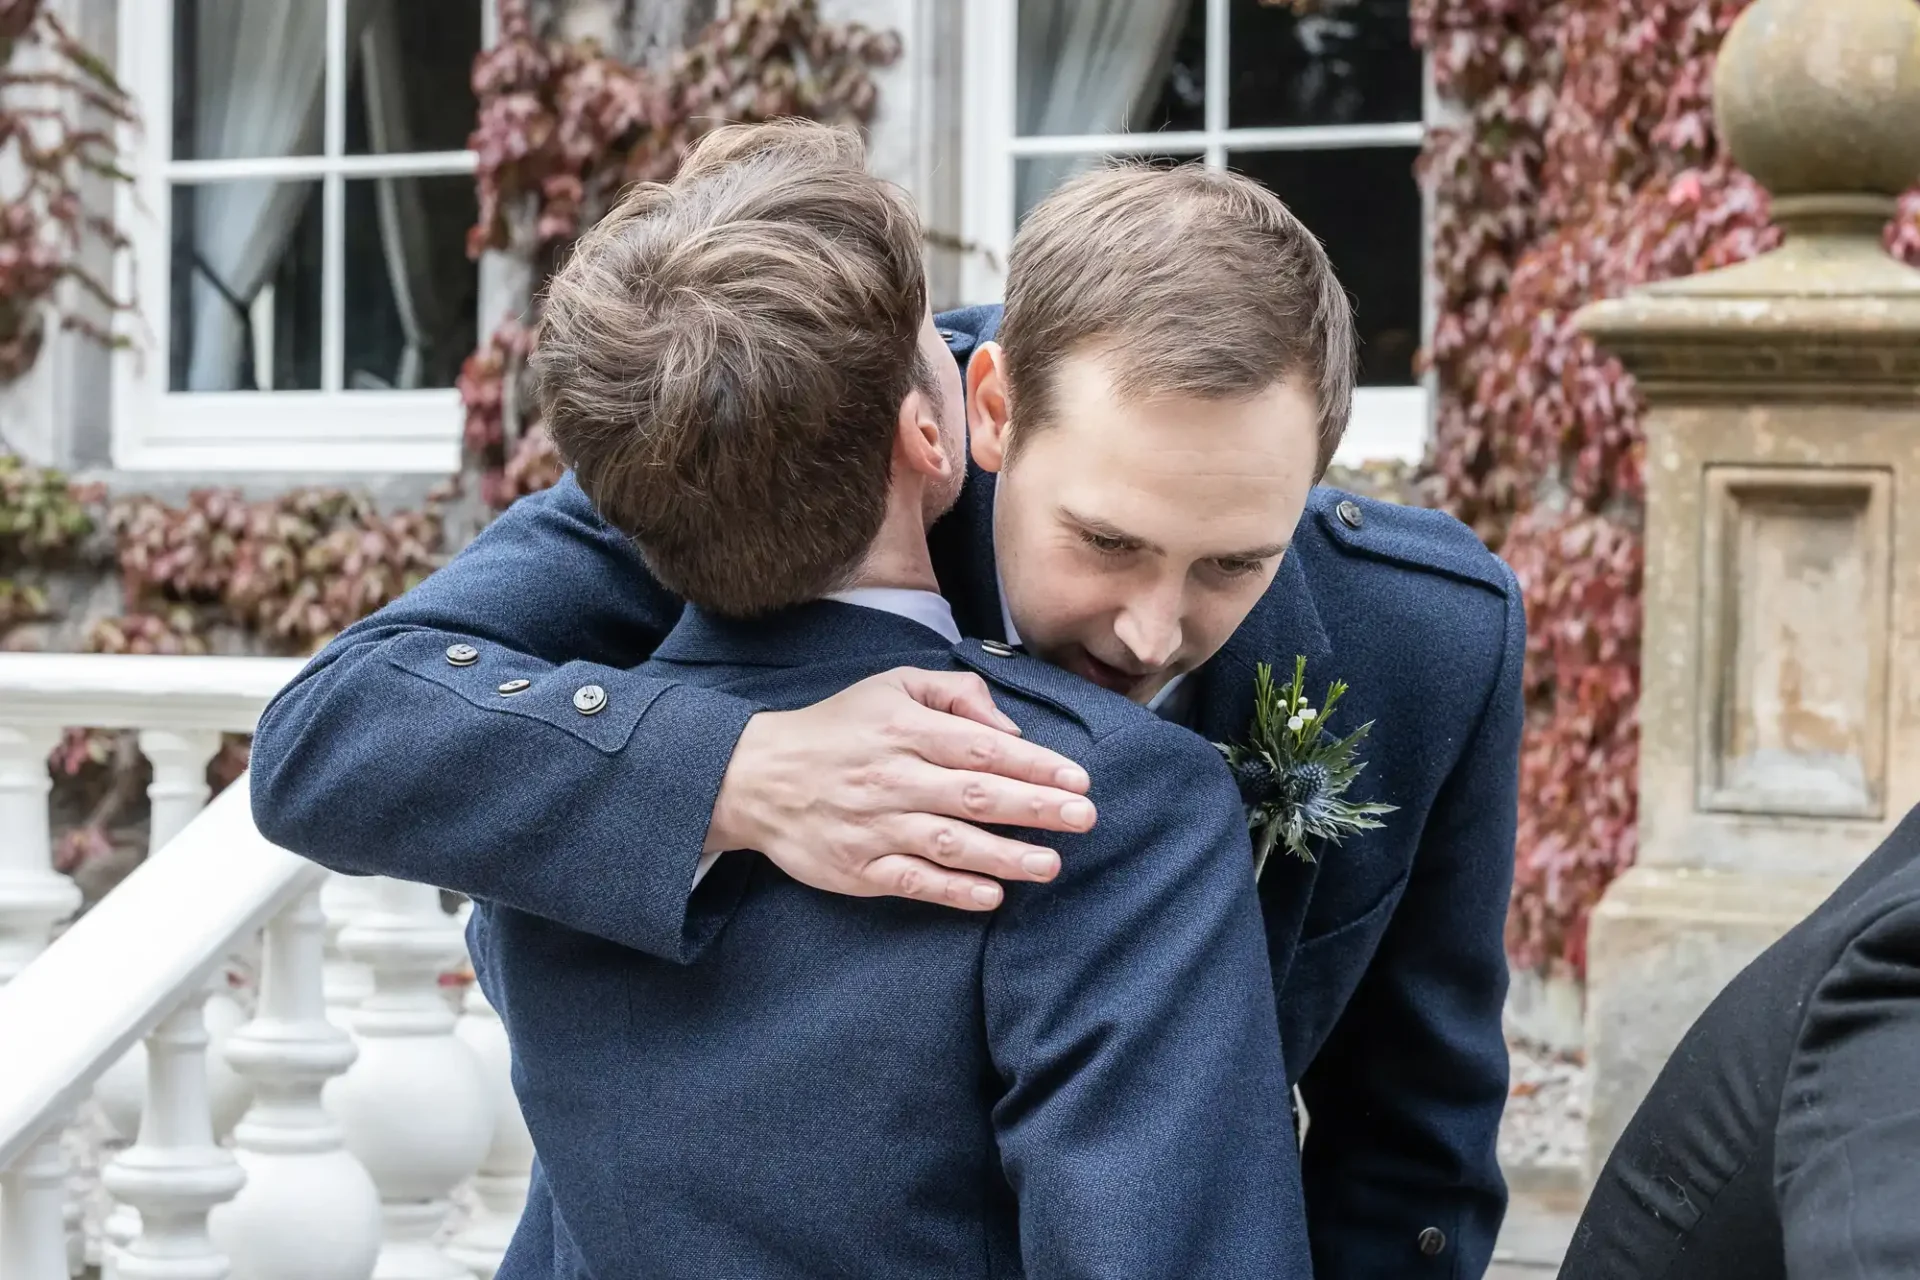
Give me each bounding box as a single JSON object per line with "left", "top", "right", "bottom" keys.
{"left": 1413, "top": 0, "right": 1920, "bottom": 976}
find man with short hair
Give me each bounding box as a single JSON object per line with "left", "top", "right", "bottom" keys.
{"left": 253, "top": 125, "right": 1525, "bottom": 1277}
{"left": 327, "top": 119, "right": 1312, "bottom": 1278}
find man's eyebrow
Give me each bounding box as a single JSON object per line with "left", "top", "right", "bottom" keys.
{"left": 1223, "top": 540, "right": 1291, "bottom": 561}
{"left": 1060, "top": 508, "right": 1162, "bottom": 554}
{"left": 1060, "top": 507, "right": 1290, "bottom": 561}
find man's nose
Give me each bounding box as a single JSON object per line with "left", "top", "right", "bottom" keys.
{"left": 1113, "top": 592, "right": 1183, "bottom": 671}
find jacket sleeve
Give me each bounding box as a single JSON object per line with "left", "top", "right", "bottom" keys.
{"left": 1776, "top": 896, "right": 1920, "bottom": 1279}
{"left": 1296, "top": 562, "right": 1524, "bottom": 1279}
{"left": 982, "top": 716, "right": 1311, "bottom": 1279}
{"left": 248, "top": 475, "right": 759, "bottom": 962}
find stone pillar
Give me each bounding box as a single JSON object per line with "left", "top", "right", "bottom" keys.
{"left": 1575, "top": 0, "right": 1920, "bottom": 1175}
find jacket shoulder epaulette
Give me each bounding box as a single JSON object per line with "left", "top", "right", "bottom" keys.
{"left": 948, "top": 639, "right": 1147, "bottom": 744}
{"left": 1306, "top": 487, "right": 1514, "bottom": 599}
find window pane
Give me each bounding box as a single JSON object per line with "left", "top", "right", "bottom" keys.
{"left": 169, "top": 181, "right": 323, "bottom": 392}
{"left": 346, "top": 1, "right": 483, "bottom": 155}
{"left": 1229, "top": 0, "right": 1422, "bottom": 129}
{"left": 344, "top": 176, "right": 479, "bottom": 391}
{"left": 1228, "top": 148, "right": 1421, "bottom": 386}
{"left": 1015, "top": 152, "right": 1199, "bottom": 226}
{"left": 172, "top": 0, "right": 326, "bottom": 161}
{"left": 1016, "top": 0, "right": 1203, "bottom": 137}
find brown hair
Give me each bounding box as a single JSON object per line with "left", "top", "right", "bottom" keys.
{"left": 998, "top": 161, "right": 1357, "bottom": 474}
{"left": 530, "top": 120, "right": 934, "bottom": 617}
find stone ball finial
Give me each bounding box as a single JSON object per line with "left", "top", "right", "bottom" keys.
{"left": 1714, "top": 0, "right": 1920, "bottom": 205}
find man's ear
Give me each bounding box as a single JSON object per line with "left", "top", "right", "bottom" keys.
{"left": 895, "top": 382, "right": 951, "bottom": 482}
{"left": 967, "top": 342, "right": 1013, "bottom": 475}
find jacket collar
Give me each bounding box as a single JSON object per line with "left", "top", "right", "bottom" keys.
{"left": 651, "top": 600, "right": 954, "bottom": 669}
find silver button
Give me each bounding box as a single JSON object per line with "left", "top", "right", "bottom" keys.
{"left": 572, "top": 684, "right": 608, "bottom": 716}
{"left": 1336, "top": 500, "right": 1364, "bottom": 530}
{"left": 1417, "top": 1227, "right": 1446, "bottom": 1258}
{"left": 937, "top": 327, "right": 956, "bottom": 341}
{"left": 496, "top": 679, "right": 531, "bottom": 696}
{"left": 980, "top": 640, "right": 1016, "bottom": 658}
{"left": 445, "top": 643, "right": 479, "bottom": 667}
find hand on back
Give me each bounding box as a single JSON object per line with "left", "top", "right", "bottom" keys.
{"left": 706, "top": 667, "right": 1097, "bottom": 910}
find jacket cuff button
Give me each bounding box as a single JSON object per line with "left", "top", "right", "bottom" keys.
{"left": 1336, "top": 499, "right": 1365, "bottom": 530}
{"left": 445, "top": 643, "right": 479, "bottom": 666}
{"left": 1417, "top": 1227, "right": 1446, "bottom": 1258}
{"left": 573, "top": 684, "right": 608, "bottom": 715}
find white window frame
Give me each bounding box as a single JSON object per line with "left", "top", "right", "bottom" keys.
{"left": 112, "top": 0, "right": 480, "bottom": 473}
{"left": 960, "top": 0, "right": 1434, "bottom": 468}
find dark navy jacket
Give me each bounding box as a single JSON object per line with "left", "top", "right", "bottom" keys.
{"left": 251, "top": 304, "right": 1525, "bottom": 1278}
{"left": 460, "top": 600, "right": 1308, "bottom": 1278}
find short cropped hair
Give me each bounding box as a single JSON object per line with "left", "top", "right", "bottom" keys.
{"left": 530, "top": 120, "right": 933, "bottom": 617}
{"left": 998, "top": 162, "right": 1357, "bottom": 474}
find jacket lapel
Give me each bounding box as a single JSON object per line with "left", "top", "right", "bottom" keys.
{"left": 1193, "top": 552, "right": 1335, "bottom": 990}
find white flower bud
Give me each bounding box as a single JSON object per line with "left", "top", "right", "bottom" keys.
{"left": 1287, "top": 715, "right": 1305, "bottom": 732}
{"left": 1298, "top": 708, "right": 1317, "bottom": 722}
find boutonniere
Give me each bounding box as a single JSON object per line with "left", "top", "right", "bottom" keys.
{"left": 1215, "top": 656, "right": 1396, "bottom": 879}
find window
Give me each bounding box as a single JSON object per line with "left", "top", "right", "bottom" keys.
{"left": 115, "top": 0, "right": 483, "bottom": 472}
{"left": 961, "top": 0, "right": 1432, "bottom": 466}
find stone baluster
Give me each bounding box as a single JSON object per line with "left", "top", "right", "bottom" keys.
{"left": 99, "top": 992, "right": 246, "bottom": 1280}
{"left": 326, "top": 877, "right": 491, "bottom": 1279}
{"left": 0, "top": 1125, "right": 73, "bottom": 1280}
{"left": 320, "top": 872, "right": 379, "bottom": 1020}
{"left": 0, "top": 726, "right": 77, "bottom": 987}
{"left": 448, "top": 980, "right": 534, "bottom": 1278}
{"left": 210, "top": 884, "right": 381, "bottom": 1279}
{"left": 97, "top": 731, "right": 250, "bottom": 1268}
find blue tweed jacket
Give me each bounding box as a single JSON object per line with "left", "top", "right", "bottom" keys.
{"left": 428, "top": 600, "right": 1308, "bottom": 1277}
{"left": 251, "top": 304, "right": 1525, "bottom": 1279}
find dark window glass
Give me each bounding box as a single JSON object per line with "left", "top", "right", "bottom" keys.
{"left": 346, "top": 2, "right": 483, "bottom": 155}
{"left": 1229, "top": 0, "right": 1422, "bottom": 129}
{"left": 344, "top": 175, "right": 480, "bottom": 391}
{"left": 1016, "top": 0, "right": 1204, "bottom": 136}
{"left": 168, "top": 181, "right": 323, "bottom": 392}
{"left": 1228, "top": 147, "right": 1422, "bottom": 385}
{"left": 172, "top": 0, "right": 324, "bottom": 160}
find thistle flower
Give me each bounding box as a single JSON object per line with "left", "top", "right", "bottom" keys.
{"left": 1214, "top": 656, "right": 1397, "bottom": 878}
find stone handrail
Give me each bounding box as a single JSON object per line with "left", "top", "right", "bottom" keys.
{"left": 0, "top": 654, "right": 307, "bottom": 732}
{"left": 0, "top": 652, "right": 531, "bottom": 1279}
{"left": 0, "top": 782, "right": 318, "bottom": 1171}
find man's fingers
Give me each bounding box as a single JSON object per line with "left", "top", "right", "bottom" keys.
{"left": 885, "top": 668, "right": 1022, "bottom": 736}
{"left": 861, "top": 853, "right": 1005, "bottom": 910}
{"left": 889, "top": 814, "right": 1061, "bottom": 883}
{"left": 900, "top": 699, "right": 1091, "bottom": 794}
{"left": 889, "top": 759, "right": 1098, "bottom": 835}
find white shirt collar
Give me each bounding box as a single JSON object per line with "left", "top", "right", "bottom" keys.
{"left": 824, "top": 586, "right": 961, "bottom": 644}
{"left": 692, "top": 585, "right": 958, "bottom": 892}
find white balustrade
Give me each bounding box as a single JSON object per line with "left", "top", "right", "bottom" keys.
{"left": 0, "top": 1125, "right": 69, "bottom": 1280}
{"left": 328, "top": 878, "right": 493, "bottom": 1280}
{"left": 0, "top": 725, "right": 77, "bottom": 988}
{"left": 100, "top": 995, "right": 247, "bottom": 1280}
{"left": 211, "top": 885, "right": 382, "bottom": 1279}
{"left": 0, "top": 653, "right": 533, "bottom": 1277}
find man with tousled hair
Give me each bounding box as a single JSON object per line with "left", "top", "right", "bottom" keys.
{"left": 282, "top": 120, "right": 1313, "bottom": 1279}
{"left": 255, "top": 119, "right": 1525, "bottom": 1277}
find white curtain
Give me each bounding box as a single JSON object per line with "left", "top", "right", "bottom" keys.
{"left": 356, "top": 0, "right": 437, "bottom": 390}
{"left": 1015, "top": 0, "right": 1192, "bottom": 214}
{"left": 185, "top": 0, "right": 328, "bottom": 391}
